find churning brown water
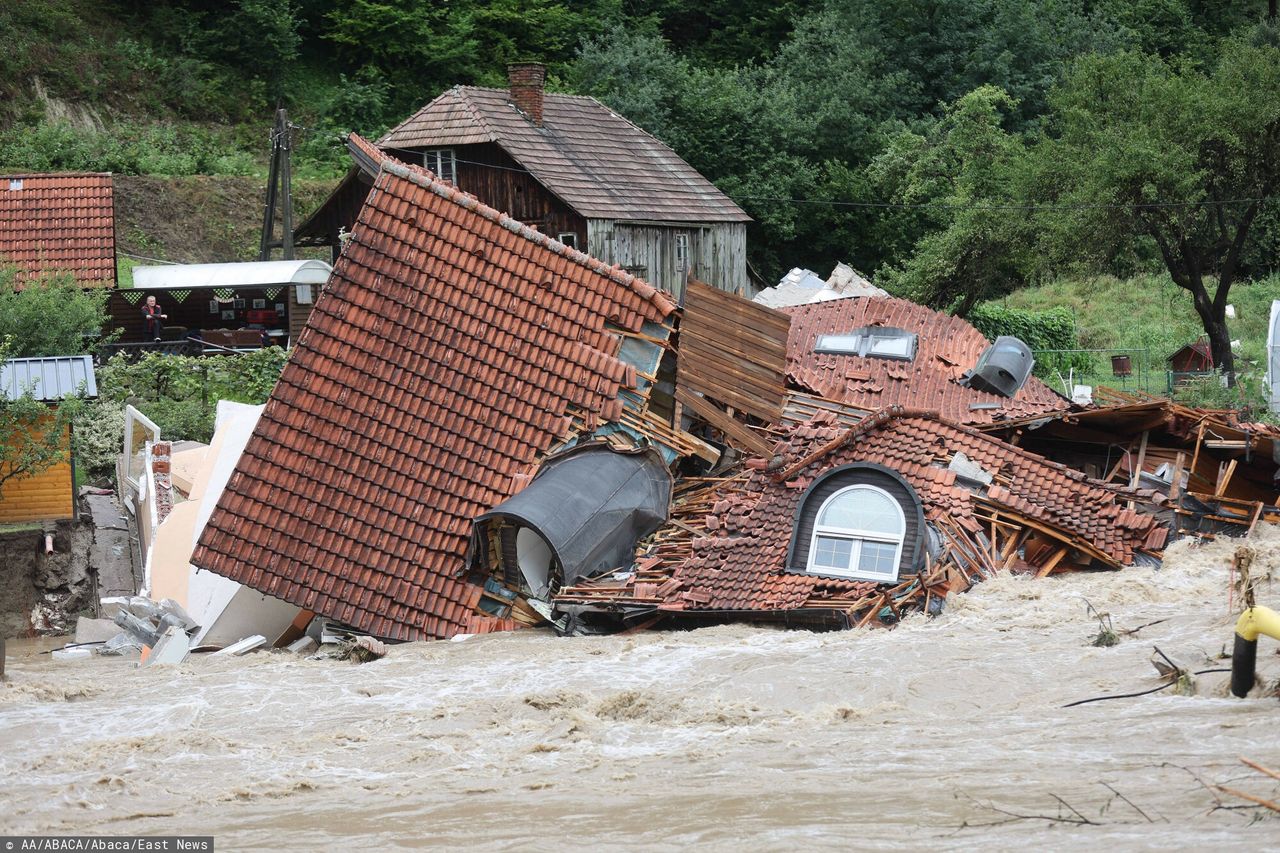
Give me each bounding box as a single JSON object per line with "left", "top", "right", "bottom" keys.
{"left": 3, "top": 533, "right": 1280, "bottom": 850}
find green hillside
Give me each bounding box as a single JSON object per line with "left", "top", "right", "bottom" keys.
{"left": 991, "top": 274, "right": 1280, "bottom": 409}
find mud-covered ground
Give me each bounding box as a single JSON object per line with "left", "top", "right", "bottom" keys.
{"left": 3, "top": 533, "right": 1280, "bottom": 850}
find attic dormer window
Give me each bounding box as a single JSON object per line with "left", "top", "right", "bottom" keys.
{"left": 815, "top": 326, "right": 917, "bottom": 361}
{"left": 424, "top": 149, "right": 456, "bottom": 184}
{"left": 786, "top": 463, "right": 925, "bottom": 584}
{"left": 807, "top": 485, "right": 906, "bottom": 580}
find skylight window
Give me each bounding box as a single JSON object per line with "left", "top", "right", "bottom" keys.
{"left": 815, "top": 326, "right": 917, "bottom": 361}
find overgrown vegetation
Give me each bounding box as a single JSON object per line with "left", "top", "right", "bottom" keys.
{"left": 0, "top": 269, "right": 113, "bottom": 358}
{"left": 991, "top": 273, "right": 1280, "bottom": 413}
{"left": 73, "top": 348, "right": 290, "bottom": 480}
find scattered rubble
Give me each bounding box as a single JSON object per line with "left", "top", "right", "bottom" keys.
{"left": 21, "top": 142, "right": 1280, "bottom": 661}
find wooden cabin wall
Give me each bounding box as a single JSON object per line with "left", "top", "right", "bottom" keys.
{"left": 295, "top": 169, "right": 375, "bottom": 249}
{"left": 287, "top": 286, "right": 314, "bottom": 345}
{"left": 586, "top": 220, "right": 748, "bottom": 301}
{"left": 108, "top": 290, "right": 290, "bottom": 344}
{"left": 441, "top": 143, "right": 586, "bottom": 242}
{"left": 0, "top": 420, "right": 73, "bottom": 523}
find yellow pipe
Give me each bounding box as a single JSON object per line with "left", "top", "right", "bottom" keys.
{"left": 1231, "top": 606, "right": 1280, "bottom": 697}
{"left": 1235, "top": 606, "right": 1280, "bottom": 642}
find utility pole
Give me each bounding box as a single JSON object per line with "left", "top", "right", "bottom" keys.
{"left": 259, "top": 107, "right": 295, "bottom": 261}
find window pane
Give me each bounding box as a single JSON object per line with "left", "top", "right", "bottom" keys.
{"left": 815, "top": 333, "right": 863, "bottom": 354}
{"left": 812, "top": 535, "right": 853, "bottom": 570}
{"left": 869, "top": 336, "right": 913, "bottom": 357}
{"left": 817, "top": 488, "right": 903, "bottom": 535}
{"left": 858, "top": 541, "right": 899, "bottom": 576}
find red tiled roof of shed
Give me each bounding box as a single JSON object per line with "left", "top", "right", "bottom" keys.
{"left": 191, "top": 138, "right": 675, "bottom": 641}
{"left": 0, "top": 173, "right": 115, "bottom": 287}
{"left": 783, "top": 297, "right": 1066, "bottom": 425}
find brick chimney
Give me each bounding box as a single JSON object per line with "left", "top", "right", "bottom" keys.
{"left": 508, "top": 62, "right": 546, "bottom": 125}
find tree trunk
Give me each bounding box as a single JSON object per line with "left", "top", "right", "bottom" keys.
{"left": 1189, "top": 278, "right": 1236, "bottom": 386}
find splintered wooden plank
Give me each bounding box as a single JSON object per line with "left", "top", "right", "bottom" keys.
{"left": 678, "top": 277, "right": 789, "bottom": 422}
{"left": 675, "top": 386, "right": 775, "bottom": 457}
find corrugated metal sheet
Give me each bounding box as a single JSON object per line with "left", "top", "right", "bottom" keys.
{"left": 380, "top": 87, "right": 751, "bottom": 223}
{"left": 0, "top": 355, "right": 98, "bottom": 401}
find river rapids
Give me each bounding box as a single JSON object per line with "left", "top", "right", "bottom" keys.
{"left": 3, "top": 532, "right": 1280, "bottom": 849}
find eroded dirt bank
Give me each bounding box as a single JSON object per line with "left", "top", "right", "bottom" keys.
{"left": 2, "top": 533, "right": 1279, "bottom": 849}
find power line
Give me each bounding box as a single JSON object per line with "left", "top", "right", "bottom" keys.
{"left": 374, "top": 143, "right": 1272, "bottom": 213}
{"left": 733, "top": 196, "right": 1270, "bottom": 212}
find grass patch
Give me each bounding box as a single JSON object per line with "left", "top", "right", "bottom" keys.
{"left": 987, "top": 273, "right": 1280, "bottom": 410}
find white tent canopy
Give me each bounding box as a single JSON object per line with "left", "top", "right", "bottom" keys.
{"left": 1268, "top": 300, "right": 1280, "bottom": 414}
{"left": 132, "top": 260, "right": 332, "bottom": 290}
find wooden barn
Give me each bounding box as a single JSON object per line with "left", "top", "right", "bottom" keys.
{"left": 0, "top": 356, "right": 97, "bottom": 524}
{"left": 297, "top": 64, "right": 751, "bottom": 299}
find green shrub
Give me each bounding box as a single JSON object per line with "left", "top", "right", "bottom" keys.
{"left": 0, "top": 268, "right": 112, "bottom": 357}
{"left": 967, "top": 303, "right": 1091, "bottom": 379}
{"left": 93, "top": 348, "right": 289, "bottom": 448}
{"left": 73, "top": 399, "right": 125, "bottom": 479}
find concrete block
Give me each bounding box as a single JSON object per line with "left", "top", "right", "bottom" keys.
{"left": 74, "top": 617, "right": 122, "bottom": 644}
{"left": 144, "top": 626, "right": 190, "bottom": 666}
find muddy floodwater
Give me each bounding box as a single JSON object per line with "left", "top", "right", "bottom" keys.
{"left": 3, "top": 534, "right": 1280, "bottom": 849}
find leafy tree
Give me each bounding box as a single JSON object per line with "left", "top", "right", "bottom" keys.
{"left": 872, "top": 87, "right": 1032, "bottom": 314}
{"left": 0, "top": 339, "right": 85, "bottom": 494}
{"left": 1029, "top": 37, "right": 1280, "bottom": 382}
{"left": 0, "top": 268, "right": 111, "bottom": 358}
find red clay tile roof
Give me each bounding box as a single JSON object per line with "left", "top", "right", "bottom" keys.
{"left": 379, "top": 86, "right": 750, "bottom": 223}
{"left": 783, "top": 297, "right": 1066, "bottom": 425}
{"left": 190, "top": 139, "right": 675, "bottom": 641}
{"left": 662, "top": 408, "right": 1159, "bottom": 614}
{"left": 0, "top": 173, "right": 115, "bottom": 287}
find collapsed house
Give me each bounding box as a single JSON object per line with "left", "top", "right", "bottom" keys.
{"left": 987, "top": 388, "right": 1280, "bottom": 540}
{"left": 190, "top": 136, "right": 706, "bottom": 641}
{"left": 184, "top": 139, "right": 1273, "bottom": 645}
{"left": 556, "top": 406, "right": 1165, "bottom": 630}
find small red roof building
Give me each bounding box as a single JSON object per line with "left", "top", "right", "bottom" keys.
{"left": 0, "top": 173, "right": 116, "bottom": 288}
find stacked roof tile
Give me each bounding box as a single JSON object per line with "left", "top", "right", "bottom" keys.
{"left": 568, "top": 407, "right": 1162, "bottom": 618}
{"left": 380, "top": 86, "right": 750, "bottom": 223}
{"left": 191, "top": 139, "right": 675, "bottom": 641}
{"left": 0, "top": 173, "right": 115, "bottom": 287}
{"left": 783, "top": 297, "right": 1066, "bottom": 424}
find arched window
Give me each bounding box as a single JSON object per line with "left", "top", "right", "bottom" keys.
{"left": 806, "top": 484, "right": 906, "bottom": 581}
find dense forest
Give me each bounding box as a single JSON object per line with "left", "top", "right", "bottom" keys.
{"left": 2, "top": 1, "right": 1279, "bottom": 376}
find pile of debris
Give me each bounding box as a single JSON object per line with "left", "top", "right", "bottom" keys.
{"left": 118, "top": 141, "right": 1280, "bottom": 647}
{"left": 52, "top": 596, "right": 388, "bottom": 666}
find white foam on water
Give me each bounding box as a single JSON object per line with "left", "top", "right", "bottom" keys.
{"left": 3, "top": 531, "right": 1280, "bottom": 845}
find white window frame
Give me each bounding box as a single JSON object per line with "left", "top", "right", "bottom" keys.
{"left": 424, "top": 148, "right": 456, "bottom": 184}
{"left": 805, "top": 484, "right": 905, "bottom": 582}
{"left": 557, "top": 232, "right": 578, "bottom": 249}
{"left": 816, "top": 327, "right": 917, "bottom": 361}
{"left": 674, "top": 233, "right": 689, "bottom": 271}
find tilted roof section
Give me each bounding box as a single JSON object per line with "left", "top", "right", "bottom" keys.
{"left": 783, "top": 297, "right": 1067, "bottom": 425}
{"left": 0, "top": 173, "right": 115, "bottom": 287}
{"left": 380, "top": 86, "right": 751, "bottom": 223}
{"left": 649, "top": 409, "right": 1161, "bottom": 614}
{"left": 190, "top": 139, "right": 675, "bottom": 641}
